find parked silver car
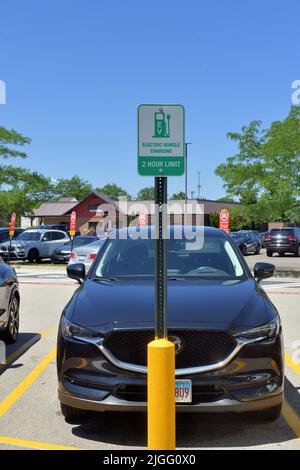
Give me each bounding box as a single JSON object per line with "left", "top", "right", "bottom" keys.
{"left": 0, "top": 229, "right": 70, "bottom": 263}
{"left": 68, "top": 238, "right": 106, "bottom": 273}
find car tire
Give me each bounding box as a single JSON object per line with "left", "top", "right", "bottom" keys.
{"left": 279, "top": 252, "right": 285, "bottom": 257}
{"left": 266, "top": 250, "right": 273, "bottom": 257}
{"left": 28, "top": 249, "right": 40, "bottom": 263}
{"left": 60, "top": 403, "right": 88, "bottom": 422}
{"left": 255, "top": 247, "right": 260, "bottom": 255}
{"left": 241, "top": 245, "right": 247, "bottom": 256}
{"left": 0, "top": 295, "right": 19, "bottom": 344}
{"left": 295, "top": 246, "right": 300, "bottom": 257}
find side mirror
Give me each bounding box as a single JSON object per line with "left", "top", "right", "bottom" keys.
{"left": 67, "top": 263, "right": 86, "bottom": 284}
{"left": 254, "top": 262, "right": 275, "bottom": 282}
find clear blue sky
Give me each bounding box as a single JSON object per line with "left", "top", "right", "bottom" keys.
{"left": 1, "top": 0, "right": 299, "bottom": 199}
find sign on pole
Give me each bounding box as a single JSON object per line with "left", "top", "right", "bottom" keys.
{"left": 138, "top": 104, "right": 185, "bottom": 176}
{"left": 219, "top": 209, "right": 230, "bottom": 233}
{"left": 9, "top": 212, "right": 16, "bottom": 237}
{"left": 138, "top": 211, "right": 147, "bottom": 227}
{"left": 138, "top": 104, "right": 184, "bottom": 450}
{"left": 69, "top": 211, "right": 77, "bottom": 237}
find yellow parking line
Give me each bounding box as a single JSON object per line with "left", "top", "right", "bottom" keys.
{"left": 0, "top": 347, "right": 56, "bottom": 418}
{"left": 40, "top": 328, "right": 56, "bottom": 337}
{"left": 283, "top": 353, "right": 300, "bottom": 439}
{"left": 285, "top": 352, "right": 300, "bottom": 376}
{"left": 282, "top": 399, "right": 300, "bottom": 439}
{"left": 0, "top": 435, "right": 81, "bottom": 450}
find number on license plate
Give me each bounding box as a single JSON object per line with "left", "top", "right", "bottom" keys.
{"left": 175, "top": 379, "right": 192, "bottom": 403}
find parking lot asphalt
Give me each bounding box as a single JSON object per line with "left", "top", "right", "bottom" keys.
{"left": 245, "top": 248, "right": 300, "bottom": 274}
{"left": 0, "top": 268, "right": 299, "bottom": 450}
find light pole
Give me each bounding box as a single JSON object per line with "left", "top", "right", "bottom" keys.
{"left": 197, "top": 171, "right": 201, "bottom": 199}
{"left": 185, "top": 142, "right": 191, "bottom": 205}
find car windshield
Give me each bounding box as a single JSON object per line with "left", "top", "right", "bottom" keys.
{"left": 271, "top": 229, "right": 292, "bottom": 236}
{"left": 93, "top": 235, "right": 245, "bottom": 280}
{"left": 15, "top": 232, "right": 41, "bottom": 241}
{"left": 64, "top": 237, "right": 97, "bottom": 249}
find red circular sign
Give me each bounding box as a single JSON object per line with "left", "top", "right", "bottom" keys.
{"left": 11, "top": 212, "right": 16, "bottom": 224}
{"left": 220, "top": 209, "right": 229, "bottom": 222}
{"left": 70, "top": 211, "right": 76, "bottom": 223}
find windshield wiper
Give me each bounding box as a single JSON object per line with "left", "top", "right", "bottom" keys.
{"left": 92, "top": 276, "right": 118, "bottom": 282}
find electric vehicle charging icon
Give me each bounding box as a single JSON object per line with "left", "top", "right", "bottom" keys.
{"left": 153, "top": 108, "right": 170, "bottom": 138}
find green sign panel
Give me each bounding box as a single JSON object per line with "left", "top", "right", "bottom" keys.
{"left": 138, "top": 104, "right": 185, "bottom": 176}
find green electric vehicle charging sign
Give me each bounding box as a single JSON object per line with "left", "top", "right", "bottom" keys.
{"left": 138, "top": 104, "right": 185, "bottom": 176}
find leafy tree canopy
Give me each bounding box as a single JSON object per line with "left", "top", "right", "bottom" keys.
{"left": 171, "top": 191, "right": 186, "bottom": 200}
{"left": 95, "top": 183, "right": 132, "bottom": 200}
{"left": 53, "top": 175, "right": 93, "bottom": 201}
{"left": 215, "top": 106, "right": 300, "bottom": 223}
{"left": 0, "top": 126, "right": 31, "bottom": 159}
{"left": 137, "top": 186, "right": 155, "bottom": 200}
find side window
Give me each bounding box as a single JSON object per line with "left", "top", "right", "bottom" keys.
{"left": 42, "top": 232, "right": 53, "bottom": 242}
{"left": 52, "top": 232, "right": 66, "bottom": 241}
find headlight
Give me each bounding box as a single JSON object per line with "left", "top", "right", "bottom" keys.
{"left": 16, "top": 244, "right": 24, "bottom": 250}
{"left": 61, "top": 317, "right": 102, "bottom": 342}
{"left": 234, "top": 317, "right": 280, "bottom": 341}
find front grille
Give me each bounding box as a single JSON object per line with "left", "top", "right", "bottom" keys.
{"left": 104, "top": 329, "right": 236, "bottom": 369}
{"left": 114, "top": 384, "right": 224, "bottom": 404}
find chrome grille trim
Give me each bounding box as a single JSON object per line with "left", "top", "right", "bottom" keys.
{"left": 92, "top": 337, "right": 261, "bottom": 376}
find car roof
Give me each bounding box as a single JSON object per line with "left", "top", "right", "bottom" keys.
{"left": 24, "top": 229, "right": 67, "bottom": 233}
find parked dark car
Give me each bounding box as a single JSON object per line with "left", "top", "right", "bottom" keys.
{"left": 0, "top": 259, "right": 20, "bottom": 343}
{"left": 0, "top": 228, "right": 24, "bottom": 244}
{"left": 230, "top": 232, "right": 260, "bottom": 255}
{"left": 265, "top": 227, "right": 300, "bottom": 257}
{"left": 51, "top": 236, "right": 98, "bottom": 263}
{"left": 57, "top": 226, "right": 283, "bottom": 423}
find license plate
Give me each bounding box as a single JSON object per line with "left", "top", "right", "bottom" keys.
{"left": 78, "top": 255, "right": 85, "bottom": 261}
{"left": 175, "top": 379, "right": 192, "bottom": 403}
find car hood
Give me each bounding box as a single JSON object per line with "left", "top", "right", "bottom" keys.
{"left": 70, "top": 278, "right": 272, "bottom": 333}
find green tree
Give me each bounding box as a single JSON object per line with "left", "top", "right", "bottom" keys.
{"left": 0, "top": 166, "right": 54, "bottom": 224}
{"left": 171, "top": 191, "right": 186, "bottom": 200}
{"left": 0, "top": 127, "right": 31, "bottom": 159}
{"left": 137, "top": 186, "right": 155, "bottom": 200}
{"left": 217, "top": 196, "right": 235, "bottom": 203}
{"left": 53, "top": 175, "right": 93, "bottom": 201}
{"left": 209, "top": 212, "right": 219, "bottom": 228}
{"left": 215, "top": 106, "right": 300, "bottom": 223}
{"left": 95, "top": 183, "right": 131, "bottom": 200}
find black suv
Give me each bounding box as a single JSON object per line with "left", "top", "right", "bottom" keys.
{"left": 265, "top": 228, "right": 300, "bottom": 257}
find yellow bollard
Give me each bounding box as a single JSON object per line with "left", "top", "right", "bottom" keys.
{"left": 147, "top": 338, "right": 175, "bottom": 450}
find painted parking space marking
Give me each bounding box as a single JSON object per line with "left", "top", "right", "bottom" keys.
{"left": 0, "top": 347, "right": 56, "bottom": 419}
{"left": 0, "top": 435, "right": 81, "bottom": 450}
{"left": 282, "top": 399, "right": 300, "bottom": 440}
{"left": 285, "top": 352, "right": 300, "bottom": 379}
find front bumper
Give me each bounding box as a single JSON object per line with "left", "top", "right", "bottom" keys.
{"left": 57, "top": 331, "right": 284, "bottom": 413}
{"left": 0, "top": 250, "right": 26, "bottom": 260}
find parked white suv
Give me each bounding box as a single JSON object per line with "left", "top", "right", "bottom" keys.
{"left": 0, "top": 229, "right": 70, "bottom": 263}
